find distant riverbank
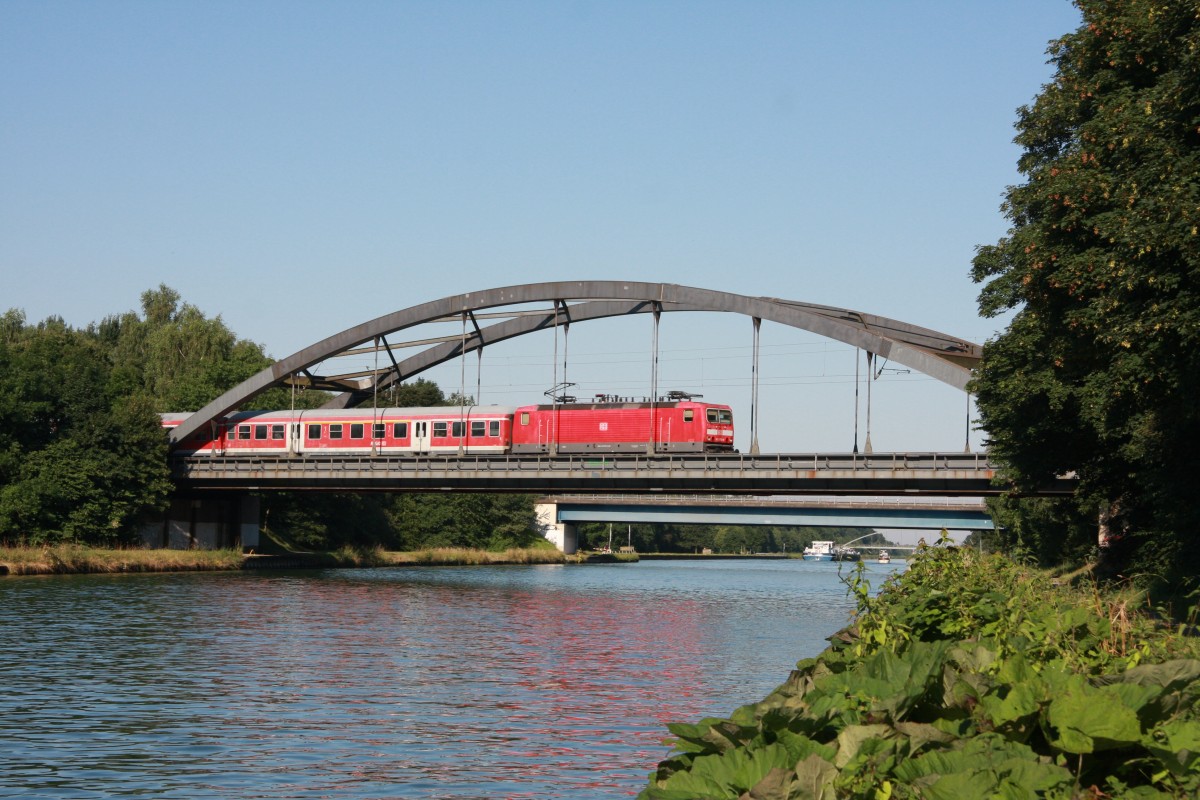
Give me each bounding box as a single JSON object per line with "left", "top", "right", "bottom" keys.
{"left": 0, "top": 544, "right": 589, "bottom": 576}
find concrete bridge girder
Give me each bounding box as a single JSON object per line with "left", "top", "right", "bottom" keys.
{"left": 169, "top": 281, "right": 982, "bottom": 446}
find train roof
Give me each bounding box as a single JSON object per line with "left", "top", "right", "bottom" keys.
{"left": 514, "top": 400, "right": 731, "bottom": 411}
{"left": 295, "top": 406, "right": 517, "bottom": 417}
{"left": 160, "top": 406, "right": 518, "bottom": 422}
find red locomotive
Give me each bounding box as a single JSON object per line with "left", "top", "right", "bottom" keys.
{"left": 163, "top": 396, "right": 735, "bottom": 456}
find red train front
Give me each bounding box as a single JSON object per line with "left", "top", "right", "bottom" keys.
{"left": 510, "top": 398, "right": 734, "bottom": 454}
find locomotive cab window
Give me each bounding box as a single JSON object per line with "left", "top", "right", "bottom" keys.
{"left": 520, "top": 412, "right": 530, "bottom": 425}
{"left": 393, "top": 422, "right": 408, "bottom": 438}
{"left": 683, "top": 410, "right": 694, "bottom": 422}
{"left": 307, "top": 424, "right": 322, "bottom": 440}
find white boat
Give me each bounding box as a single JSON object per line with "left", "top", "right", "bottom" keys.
{"left": 877, "top": 550, "right": 891, "bottom": 564}
{"left": 802, "top": 541, "right": 836, "bottom": 561}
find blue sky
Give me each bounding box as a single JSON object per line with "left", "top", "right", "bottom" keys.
{"left": 1, "top": 1, "right": 1083, "bottom": 454}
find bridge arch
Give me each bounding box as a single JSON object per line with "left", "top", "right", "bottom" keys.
{"left": 168, "top": 281, "right": 981, "bottom": 446}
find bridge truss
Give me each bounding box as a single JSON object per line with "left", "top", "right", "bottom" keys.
{"left": 168, "top": 282, "right": 982, "bottom": 450}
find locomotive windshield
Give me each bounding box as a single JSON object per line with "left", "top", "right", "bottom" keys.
{"left": 706, "top": 408, "right": 732, "bottom": 424}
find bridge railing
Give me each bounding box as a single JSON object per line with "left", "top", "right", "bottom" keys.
{"left": 173, "top": 450, "right": 1000, "bottom": 475}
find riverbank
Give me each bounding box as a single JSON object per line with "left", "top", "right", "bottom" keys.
{"left": 0, "top": 544, "right": 581, "bottom": 576}
{"left": 640, "top": 542, "right": 1200, "bottom": 799}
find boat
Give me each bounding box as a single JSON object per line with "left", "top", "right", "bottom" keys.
{"left": 877, "top": 549, "right": 891, "bottom": 564}
{"left": 833, "top": 547, "right": 861, "bottom": 562}
{"left": 802, "top": 541, "right": 836, "bottom": 561}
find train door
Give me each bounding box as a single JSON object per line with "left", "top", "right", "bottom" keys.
{"left": 289, "top": 423, "right": 301, "bottom": 455}
{"left": 412, "top": 420, "right": 431, "bottom": 453}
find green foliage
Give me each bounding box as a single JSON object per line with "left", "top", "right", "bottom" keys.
{"left": 0, "top": 315, "right": 172, "bottom": 544}
{"left": 379, "top": 378, "right": 446, "bottom": 408}
{"left": 577, "top": 523, "right": 876, "bottom": 554}
{"left": 641, "top": 544, "right": 1200, "bottom": 799}
{"left": 969, "top": 0, "right": 1200, "bottom": 590}
{"left": 0, "top": 283, "right": 314, "bottom": 545}
{"left": 383, "top": 493, "right": 540, "bottom": 551}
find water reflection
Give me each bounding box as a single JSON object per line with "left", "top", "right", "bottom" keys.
{"left": 0, "top": 560, "right": 902, "bottom": 798}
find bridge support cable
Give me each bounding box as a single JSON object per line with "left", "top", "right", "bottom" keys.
{"left": 964, "top": 391, "right": 972, "bottom": 454}
{"left": 459, "top": 313, "right": 468, "bottom": 456}
{"left": 649, "top": 302, "right": 662, "bottom": 453}
{"left": 866, "top": 352, "right": 876, "bottom": 454}
{"left": 468, "top": 311, "right": 484, "bottom": 404}
{"left": 852, "top": 349, "right": 861, "bottom": 454}
{"left": 372, "top": 336, "right": 380, "bottom": 454}
{"left": 750, "top": 317, "right": 761, "bottom": 456}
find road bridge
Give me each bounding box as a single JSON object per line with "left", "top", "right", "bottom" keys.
{"left": 534, "top": 494, "right": 994, "bottom": 552}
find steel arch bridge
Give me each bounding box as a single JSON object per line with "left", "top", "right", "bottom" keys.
{"left": 167, "top": 281, "right": 981, "bottom": 448}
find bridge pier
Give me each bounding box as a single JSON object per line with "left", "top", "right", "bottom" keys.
{"left": 535, "top": 502, "right": 577, "bottom": 554}
{"left": 139, "top": 493, "right": 260, "bottom": 551}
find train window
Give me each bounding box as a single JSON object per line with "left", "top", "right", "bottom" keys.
{"left": 433, "top": 422, "right": 448, "bottom": 437}
{"left": 719, "top": 410, "right": 732, "bottom": 424}
{"left": 706, "top": 409, "right": 718, "bottom": 423}
{"left": 373, "top": 423, "right": 385, "bottom": 439}
{"left": 238, "top": 425, "right": 251, "bottom": 440}
{"left": 520, "top": 412, "right": 530, "bottom": 425}
{"left": 393, "top": 422, "right": 408, "bottom": 438}
{"left": 255, "top": 425, "right": 268, "bottom": 440}
{"left": 683, "top": 410, "right": 694, "bottom": 422}
{"left": 490, "top": 420, "right": 500, "bottom": 436}
{"left": 330, "top": 424, "right": 343, "bottom": 439}
{"left": 308, "top": 424, "right": 322, "bottom": 440}
{"left": 271, "top": 425, "right": 285, "bottom": 440}
{"left": 471, "top": 420, "right": 485, "bottom": 438}
{"left": 451, "top": 421, "right": 465, "bottom": 438}
{"left": 350, "top": 423, "right": 364, "bottom": 439}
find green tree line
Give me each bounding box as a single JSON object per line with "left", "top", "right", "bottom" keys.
{"left": 0, "top": 286, "right": 539, "bottom": 550}
{"left": 576, "top": 522, "right": 886, "bottom": 555}
{"left": 970, "top": 0, "right": 1200, "bottom": 595}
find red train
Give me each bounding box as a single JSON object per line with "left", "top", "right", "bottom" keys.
{"left": 163, "top": 398, "right": 735, "bottom": 456}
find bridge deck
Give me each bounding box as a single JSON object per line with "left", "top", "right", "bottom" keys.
{"left": 171, "top": 452, "right": 1070, "bottom": 496}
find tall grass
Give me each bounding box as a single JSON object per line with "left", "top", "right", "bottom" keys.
{"left": 374, "top": 547, "right": 568, "bottom": 566}
{"left": 0, "top": 544, "right": 570, "bottom": 576}
{"left": 0, "top": 544, "right": 244, "bottom": 575}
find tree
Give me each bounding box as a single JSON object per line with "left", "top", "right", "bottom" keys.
{"left": 381, "top": 378, "right": 445, "bottom": 408}
{"left": 970, "top": 0, "right": 1200, "bottom": 586}
{"left": 0, "top": 320, "right": 171, "bottom": 544}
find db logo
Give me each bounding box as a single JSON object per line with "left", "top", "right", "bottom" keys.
{"left": 599, "top": 422, "right": 608, "bottom": 431}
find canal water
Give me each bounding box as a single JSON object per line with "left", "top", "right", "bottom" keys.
{"left": 0, "top": 558, "right": 903, "bottom": 799}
